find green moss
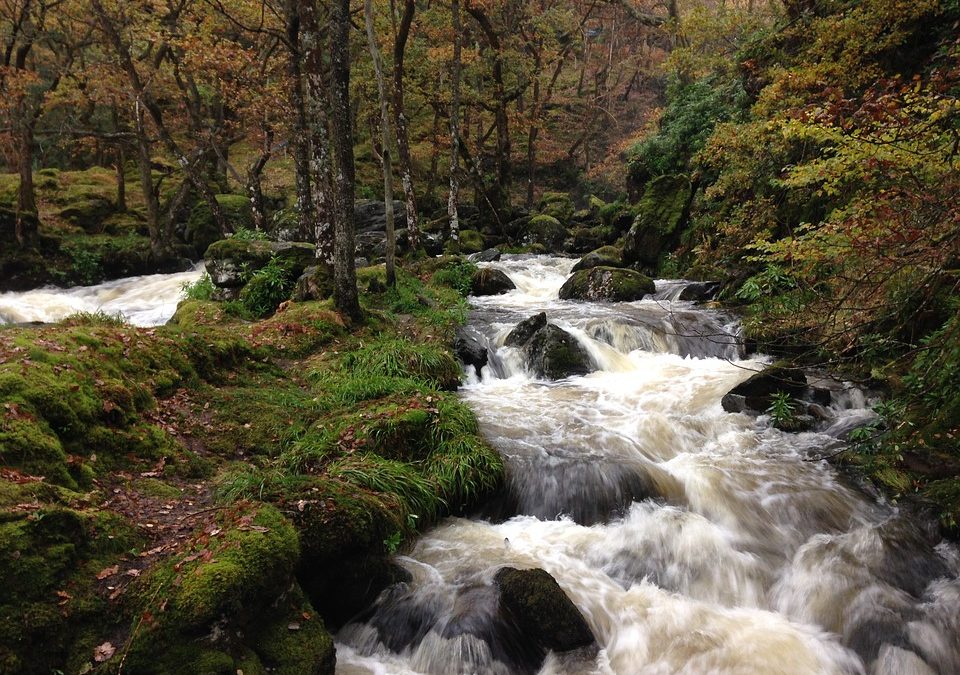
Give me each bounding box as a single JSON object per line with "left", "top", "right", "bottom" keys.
{"left": 187, "top": 194, "right": 254, "bottom": 256}
{"left": 523, "top": 215, "right": 567, "bottom": 251}
{"left": 58, "top": 198, "right": 115, "bottom": 232}
{"left": 537, "top": 192, "right": 575, "bottom": 223}
{"left": 623, "top": 175, "right": 693, "bottom": 268}
{"left": 559, "top": 266, "right": 655, "bottom": 302}
{"left": 458, "top": 229, "right": 485, "bottom": 254}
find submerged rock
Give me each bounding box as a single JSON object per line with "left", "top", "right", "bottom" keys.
{"left": 495, "top": 567, "right": 595, "bottom": 653}
{"left": 471, "top": 268, "right": 515, "bottom": 296}
{"left": 559, "top": 266, "right": 655, "bottom": 302}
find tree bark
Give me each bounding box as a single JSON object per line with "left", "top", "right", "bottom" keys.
{"left": 286, "top": 0, "right": 317, "bottom": 241}
{"left": 300, "top": 0, "right": 334, "bottom": 263}
{"left": 133, "top": 104, "right": 166, "bottom": 257}
{"left": 365, "top": 0, "right": 396, "bottom": 286}
{"left": 447, "top": 0, "right": 463, "bottom": 248}
{"left": 393, "top": 0, "right": 420, "bottom": 250}
{"left": 329, "top": 0, "right": 361, "bottom": 319}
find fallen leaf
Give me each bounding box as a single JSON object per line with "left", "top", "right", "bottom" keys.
{"left": 287, "top": 622, "right": 301, "bottom": 631}
{"left": 94, "top": 642, "right": 115, "bottom": 662}
{"left": 96, "top": 565, "right": 119, "bottom": 580}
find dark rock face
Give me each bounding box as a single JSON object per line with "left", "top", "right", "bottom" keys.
{"left": 622, "top": 174, "right": 693, "bottom": 270}
{"left": 454, "top": 326, "right": 489, "bottom": 372}
{"left": 505, "top": 313, "right": 593, "bottom": 380}
{"left": 571, "top": 246, "right": 623, "bottom": 273}
{"left": 354, "top": 199, "right": 407, "bottom": 233}
{"left": 469, "top": 248, "right": 502, "bottom": 263}
{"left": 471, "top": 268, "right": 515, "bottom": 296}
{"left": 559, "top": 267, "right": 655, "bottom": 302}
{"left": 505, "top": 312, "right": 547, "bottom": 348}
{"left": 726, "top": 364, "right": 809, "bottom": 411}
{"left": 495, "top": 567, "right": 595, "bottom": 653}
{"left": 524, "top": 324, "right": 593, "bottom": 380}
{"left": 678, "top": 281, "right": 720, "bottom": 302}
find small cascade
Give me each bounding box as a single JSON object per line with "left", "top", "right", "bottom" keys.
{"left": 0, "top": 264, "right": 204, "bottom": 327}
{"left": 334, "top": 254, "right": 960, "bottom": 675}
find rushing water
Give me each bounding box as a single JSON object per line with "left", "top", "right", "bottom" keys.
{"left": 337, "top": 256, "right": 960, "bottom": 675}
{"left": 0, "top": 265, "right": 204, "bottom": 327}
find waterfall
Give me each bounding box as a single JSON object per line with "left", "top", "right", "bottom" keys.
{"left": 337, "top": 255, "right": 960, "bottom": 675}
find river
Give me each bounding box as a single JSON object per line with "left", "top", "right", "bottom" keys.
{"left": 336, "top": 256, "right": 960, "bottom": 675}
{"left": 0, "top": 265, "right": 203, "bottom": 327}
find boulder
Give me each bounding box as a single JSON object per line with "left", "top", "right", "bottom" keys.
{"left": 454, "top": 326, "right": 488, "bottom": 372}
{"left": 186, "top": 194, "right": 255, "bottom": 257}
{"left": 58, "top": 197, "right": 114, "bottom": 232}
{"left": 559, "top": 267, "right": 655, "bottom": 302}
{"left": 355, "top": 230, "right": 388, "bottom": 261}
{"left": 522, "top": 215, "right": 567, "bottom": 252}
{"left": 204, "top": 239, "right": 316, "bottom": 288}
{"left": 536, "top": 192, "right": 575, "bottom": 224}
{"left": 468, "top": 248, "right": 502, "bottom": 263}
{"left": 524, "top": 324, "right": 593, "bottom": 380}
{"left": 354, "top": 199, "right": 406, "bottom": 233}
{"left": 571, "top": 246, "right": 623, "bottom": 273}
{"left": 293, "top": 264, "right": 333, "bottom": 302}
{"left": 495, "top": 567, "right": 595, "bottom": 653}
{"left": 723, "top": 364, "right": 809, "bottom": 412}
{"left": 505, "top": 312, "right": 547, "bottom": 348}
{"left": 459, "top": 229, "right": 485, "bottom": 254}
{"left": 622, "top": 174, "right": 693, "bottom": 269}
{"left": 678, "top": 281, "right": 720, "bottom": 302}
{"left": 471, "top": 268, "right": 515, "bottom": 296}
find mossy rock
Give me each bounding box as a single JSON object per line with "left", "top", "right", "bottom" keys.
{"left": 459, "top": 229, "right": 485, "bottom": 254}
{"left": 0, "top": 207, "right": 40, "bottom": 243}
{"left": 537, "top": 192, "right": 575, "bottom": 224}
{"left": 588, "top": 195, "right": 607, "bottom": 213}
{"left": 571, "top": 246, "right": 623, "bottom": 273}
{"left": 623, "top": 175, "right": 693, "bottom": 267}
{"left": 559, "top": 267, "right": 655, "bottom": 302}
{"left": 204, "top": 239, "right": 315, "bottom": 289}
{"left": 523, "top": 324, "right": 594, "bottom": 380}
{"left": 570, "top": 226, "right": 615, "bottom": 253}
{"left": 522, "top": 215, "right": 567, "bottom": 252}
{"left": 470, "top": 267, "right": 515, "bottom": 296}
{"left": 58, "top": 198, "right": 115, "bottom": 233}
{"left": 186, "top": 194, "right": 254, "bottom": 257}
{"left": 495, "top": 567, "right": 594, "bottom": 653}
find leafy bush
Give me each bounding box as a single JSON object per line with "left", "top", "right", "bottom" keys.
{"left": 433, "top": 260, "right": 478, "bottom": 297}
{"left": 239, "top": 257, "right": 297, "bottom": 318}
{"left": 181, "top": 273, "right": 216, "bottom": 301}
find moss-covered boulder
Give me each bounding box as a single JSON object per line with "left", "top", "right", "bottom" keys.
{"left": 622, "top": 174, "right": 693, "bottom": 268}
{"left": 495, "top": 567, "right": 595, "bottom": 653}
{"left": 58, "top": 197, "right": 115, "bottom": 233}
{"left": 458, "top": 229, "right": 485, "bottom": 254}
{"left": 204, "top": 239, "right": 315, "bottom": 289}
{"left": 559, "top": 266, "right": 655, "bottom": 302}
{"left": 470, "top": 268, "right": 515, "bottom": 296}
{"left": 537, "top": 192, "right": 575, "bottom": 224}
{"left": 570, "top": 225, "right": 615, "bottom": 253}
{"left": 522, "top": 215, "right": 567, "bottom": 252}
{"left": 186, "top": 194, "right": 254, "bottom": 257}
{"left": 293, "top": 264, "right": 334, "bottom": 302}
{"left": 571, "top": 246, "right": 623, "bottom": 273}
{"left": 504, "top": 317, "right": 593, "bottom": 380}
{"left": 505, "top": 312, "right": 547, "bottom": 348}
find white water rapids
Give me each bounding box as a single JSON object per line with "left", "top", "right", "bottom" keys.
{"left": 0, "top": 265, "right": 203, "bottom": 327}
{"left": 337, "top": 256, "right": 960, "bottom": 675}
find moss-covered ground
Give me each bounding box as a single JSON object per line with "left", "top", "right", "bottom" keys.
{"left": 0, "top": 259, "right": 503, "bottom": 674}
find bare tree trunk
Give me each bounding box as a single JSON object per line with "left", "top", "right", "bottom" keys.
{"left": 330, "top": 0, "right": 361, "bottom": 319}
{"left": 247, "top": 126, "right": 273, "bottom": 231}
{"left": 393, "top": 0, "right": 419, "bottom": 251}
{"left": 286, "top": 0, "right": 317, "bottom": 241}
{"left": 447, "top": 0, "right": 463, "bottom": 248}
{"left": 300, "top": 0, "right": 334, "bottom": 263}
{"left": 115, "top": 146, "right": 127, "bottom": 212}
{"left": 14, "top": 114, "right": 37, "bottom": 245}
{"left": 133, "top": 104, "right": 166, "bottom": 257}
{"left": 365, "top": 0, "right": 396, "bottom": 286}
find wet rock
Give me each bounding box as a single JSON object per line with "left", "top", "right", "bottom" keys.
{"left": 505, "top": 312, "right": 547, "bottom": 348}
{"left": 471, "top": 268, "right": 515, "bottom": 296}
{"left": 678, "top": 281, "right": 720, "bottom": 302}
{"left": 524, "top": 324, "right": 593, "bottom": 380}
{"left": 571, "top": 246, "right": 623, "bottom": 273}
{"left": 721, "top": 393, "right": 749, "bottom": 414}
{"left": 725, "top": 363, "right": 808, "bottom": 411}
{"left": 559, "top": 267, "right": 655, "bottom": 302}
{"left": 622, "top": 174, "right": 693, "bottom": 269}
{"left": 204, "top": 239, "right": 315, "bottom": 288}
{"left": 773, "top": 413, "right": 816, "bottom": 432}
{"left": 469, "top": 248, "right": 502, "bottom": 263}
{"left": 293, "top": 265, "right": 333, "bottom": 302}
{"left": 454, "top": 326, "right": 488, "bottom": 372}
{"left": 495, "top": 567, "right": 595, "bottom": 653}
{"left": 420, "top": 232, "right": 445, "bottom": 256}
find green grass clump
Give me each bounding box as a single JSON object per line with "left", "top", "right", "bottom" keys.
{"left": 343, "top": 337, "right": 461, "bottom": 390}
